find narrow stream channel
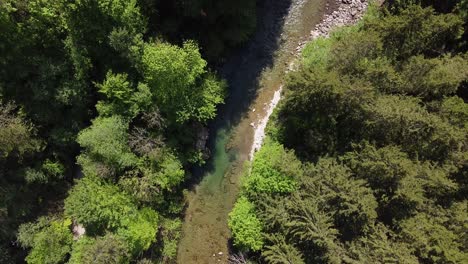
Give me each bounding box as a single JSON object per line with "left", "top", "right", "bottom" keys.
{"left": 177, "top": 0, "right": 333, "bottom": 262}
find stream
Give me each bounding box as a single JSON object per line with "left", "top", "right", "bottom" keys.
{"left": 177, "top": 0, "right": 333, "bottom": 263}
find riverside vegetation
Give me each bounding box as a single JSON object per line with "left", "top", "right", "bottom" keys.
{"left": 229, "top": 1, "right": 468, "bottom": 263}
{"left": 1, "top": 0, "right": 467, "bottom": 263}
{"left": 0, "top": 0, "right": 256, "bottom": 263}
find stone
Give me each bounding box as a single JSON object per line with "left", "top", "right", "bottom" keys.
{"left": 72, "top": 224, "right": 86, "bottom": 240}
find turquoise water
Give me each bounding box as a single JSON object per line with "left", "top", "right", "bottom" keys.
{"left": 177, "top": 0, "right": 330, "bottom": 262}
{"left": 201, "top": 128, "right": 236, "bottom": 194}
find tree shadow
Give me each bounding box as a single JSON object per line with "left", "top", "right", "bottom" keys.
{"left": 191, "top": 0, "right": 293, "bottom": 182}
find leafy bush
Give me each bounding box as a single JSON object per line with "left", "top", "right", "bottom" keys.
{"left": 244, "top": 140, "right": 302, "bottom": 195}
{"left": 69, "top": 234, "right": 130, "bottom": 264}
{"left": 64, "top": 177, "right": 136, "bottom": 234}
{"left": 228, "top": 196, "right": 264, "bottom": 251}
{"left": 18, "top": 218, "right": 73, "bottom": 264}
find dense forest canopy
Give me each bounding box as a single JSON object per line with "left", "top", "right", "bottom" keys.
{"left": 0, "top": 0, "right": 256, "bottom": 263}
{"left": 1, "top": 0, "right": 468, "bottom": 263}
{"left": 229, "top": 1, "right": 468, "bottom": 263}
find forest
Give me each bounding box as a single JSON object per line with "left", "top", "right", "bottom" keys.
{"left": 229, "top": 1, "right": 468, "bottom": 263}
{"left": 0, "top": 0, "right": 255, "bottom": 263}
{"left": 1, "top": 0, "right": 468, "bottom": 263}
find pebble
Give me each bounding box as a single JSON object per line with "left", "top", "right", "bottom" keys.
{"left": 218, "top": 252, "right": 223, "bottom": 255}
{"left": 293, "top": 0, "right": 371, "bottom": 54}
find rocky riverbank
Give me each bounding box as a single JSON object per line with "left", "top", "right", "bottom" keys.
{"left": 252, "top": 0, "right": 372, "bottom": 161}
{"left": 311, "top": 0, "right": 369, "bottom": 38}
{"left": 293, "top": 0, "right": 371, "bottom": 54}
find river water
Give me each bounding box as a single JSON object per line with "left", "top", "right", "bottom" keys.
{"left": 177, "top": 0, "right": 333, "bottom": 262}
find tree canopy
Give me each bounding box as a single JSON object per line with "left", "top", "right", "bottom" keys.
{"left": 1, "top": 0, "right": 237, "bottom": 262}
{"left": 230, "top": 3, "right": 468, "bottom": 263}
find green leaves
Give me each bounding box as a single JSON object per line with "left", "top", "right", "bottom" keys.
{"left": 0, "top": 102, "right": 42, "bottom": 158}
{"left": 65, "top": 177, "right": 160, "bottom": 257}
{"left": 117, "top": 207, "right": 159, "bottom": 254}
{"left": 304, "top": 159, "right": 378, "bottom": 239}
{"left": 69, "top": 234, "right": 130, "bottom": 264}
{"left": 96, "top": 72, "right": 151, "bottom": 118}
{"left": 228, "top": 196, "right": 264, "bottom": 251}
{"left": 262, "top": 234, "right": 305, "bottom": 264}
{"left": 18, "top": 218, "right": 73, "bottom": 264}
{"left": 142, "top": 41, "right": 225, "bottom": 123}
{"left": 365, "top": 5, "right": 463, "bottom": 59}
{"left": 397, "top": 55, "right": 468, "bottom": 99}
{"left": 77, "top": 116, "right": 138, "bottom": 172}
{"left": 244, "top": 140, "right": 302, "bottom": 195}
{"left": 400, "top": 211, "right": 468, "bottom": 263}
{"left": 237, "top": 3, "right": 468, "bottom": 263}
{"left": 64, "top": 177, "right": 135, "bottom": 233}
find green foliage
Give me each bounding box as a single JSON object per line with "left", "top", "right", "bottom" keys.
{"left": 64, "top": 177, "right": 135, "bottom": 234}
{"left": 458, "top": 0, "right": 468, "bottom": 20}
{"left": 18, "top": 218, "right": 73, "bottom": 264}
{"left": 142, "top": 41, "right": 226, "bottom": 123}
{"left": 262, "top": 234, "right": 305, "bottom": 264}
{"left": 286, "top": 195, "right": 338, "bottom": 249}
{"left": 0, "top": 0, "right": 90, "bottom": 151}
{"left": 0, "top": 103, "right": 42, "bottom": 157}
{"left": 96, "top": 72, "right": 151, "bottom": 118}
{"left": 239, "top": 3, "right": 468, "bottom": 263}
{"left": 348, "top": 224, "right": 419, "bottom": 263}
{"left": 63, "top": 0, "right": 146, "bottom": 77}
{"left": 77, "top": 116, "right": 138, "bottom": 172}
{"left": 365, "top": 5, "right": 464, "bottom": 59}
{"left": 69, "top": 234, "right": 130, "bottom": 264}
{"left": 17, "top": 217, "right": 51, "bottom": 249}
{"left": 148, "top": 150, "right": 185, "bottom": 190}
{"left": 278, "top": 69, "right": 374, "bottom": 158}
{"left": 342, "top": 144, "right": 425, "bottom": 220}
{"left": 301, "top": 36, "right": 333, "bottom": 69}
{"left": 330, "top": 30, "right": 383, "bottom": 75}
{"left": 41, "top": 159, "right": 65, "bottom": 178}
{"left": 228, "top": 196, "right": 264, "bottom": 251}
{"left": 142, "top": 0, "right": 256, "bottom": 59}
{"left": 0, "top": 246, "right": 13, "bottom": 264}
{"left": 22, "top": 159, "right": 65, "bottom": 184}
{"left": 117, "top": 207, "right": 159, "bottom": 254}
{"left": 440, "top": 96, "right": 468, "bottom": 128}
{"left": 244, "top": 140, "right": 302, "bottom": 195}
{"left": 119, "top": 149, "right": 185, "bottom": 204}
{"left": 362, "top": 95, "right": 465, "bottom": 161}
{"left": 160, "top": 218, "right": 182, "bottom": 260}
{"left": 305, "top": 159, "right": 378, "bottom": 239}
{"left": 400, "top": 211, "right": 468, "bottom": 263}
{"left": 397, "top": 55, "right": 468, "bottom": 99}
{"left": 65, "top": 176, "right": 160, "bottom": 256}
{"left": 1, "top": 0, "right": 237, "bottom": 262}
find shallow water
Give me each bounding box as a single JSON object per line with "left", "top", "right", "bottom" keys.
{"left": 176, "top": 0, "right": 332, "bottom": 263}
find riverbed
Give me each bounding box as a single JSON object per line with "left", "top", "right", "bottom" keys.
{"left": 176, "top": 0, "right": 334, "bottom": 262}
